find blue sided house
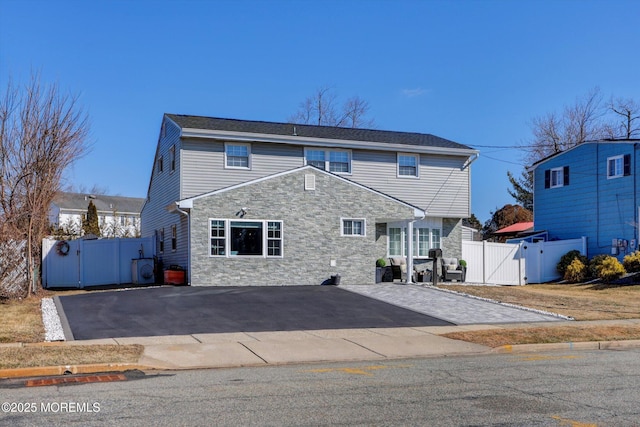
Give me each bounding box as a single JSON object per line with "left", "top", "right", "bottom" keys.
{"left": 531, "top": 140, "right": 640, "bottom": 258}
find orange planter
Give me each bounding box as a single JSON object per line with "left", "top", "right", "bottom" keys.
{"left": 164, "top": 270, "right": 185, "bottom": 285}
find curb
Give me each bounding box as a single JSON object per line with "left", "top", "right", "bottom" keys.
{"left": 0, "top": 363, "right": 156, "bottom": 380}
{"left": 493, "top": 339, "right": 640, "bottom": 354}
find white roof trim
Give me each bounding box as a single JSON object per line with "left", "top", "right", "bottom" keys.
{"left": 179, "top": 128, "right": 478, "bottom": 157}
{"left": 529, "top": 140, "right": 638, "bottom": 171}
{"left": 178, "top": 165, "right": 426, "bottom": 218}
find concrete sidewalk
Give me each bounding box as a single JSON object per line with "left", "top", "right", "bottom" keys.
{"left": 4, "top": 320, "right": 640, "bottom": 379}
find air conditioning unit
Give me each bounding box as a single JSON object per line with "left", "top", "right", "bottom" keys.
{"left": 132, "top": 258, "right": 155, "bottom": 285}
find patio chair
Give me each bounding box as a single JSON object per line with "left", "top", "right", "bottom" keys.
{"left": 389, "top": 257, "right": 406, "bottom": 281}
{"left": 441, "top": 257, "right": 465, "bottom": 282}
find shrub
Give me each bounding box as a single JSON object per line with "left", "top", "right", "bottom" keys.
{"left": 596, "top": 256, "right": 626, "bottom": 282}
{"left": 459, "top": 259, "right": 467, "bottom": 268}
{"left": 376, "top": 258, "right": 386, "bottom": 267}
{"left": 588, "top": 254, "right": 610, "bottom": 279}
{"left": 564, "top": 258, "right": 587, "bottom": 282}
{"left": 557, "top": 250, "right": 588, "bottom": 276}
{"left": 623, "top": 251, "right": 640, "bottom": 273}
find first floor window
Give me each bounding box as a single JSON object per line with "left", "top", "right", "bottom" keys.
{"left": 210, "top": 220, "right": 225, "bottom": 255}
{"left": 231, "top": 221, "right": 263, "bottom": 255}
{"left": 210, "top": 219, "right": 282, "bottom": 257}
{"left": 342, "top": 219, "right": 365, "bottom": 236}
{"left": 387, "top": 222, "right": 442, "bottom": 258}
{"left": 159, "top": 228, "right": 165, "bottom": 253}
{"left": 389, "top": 227, "right": 402, "bottom": 256}
{"left": 267, "top": 221, "right": 282, "bottom": 256}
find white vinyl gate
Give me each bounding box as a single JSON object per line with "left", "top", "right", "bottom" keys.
{"left": 462, "top": 237, "right": 587, "bottom": 285}
{"left": 42, "top": 237, "right": 155, "bottom": 288}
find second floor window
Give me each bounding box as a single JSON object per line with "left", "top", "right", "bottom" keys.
{"left": 608, "top": 154, "right": 630, "bottom": 179}
{"left": 305, "top": 148, "right": 351, "bottom": 174}
{"left": 225, "top": 143, "right": 251, "bottom": 169}
{"left": 398, "top": 153, "right": 419, "bottom": 177}
{"left": 544, "top": 166, "right": 569, "bottom": 188}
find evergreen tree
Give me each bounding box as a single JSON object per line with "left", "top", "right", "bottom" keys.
{"left": 82, "top": 200, "right": 101, "bottom": 236}
{"left": 507, "top": 170, "right": 534, "bottom": 212}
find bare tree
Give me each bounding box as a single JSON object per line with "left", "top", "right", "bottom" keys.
{"left": 604, "top": 97, "right": 640, "bottom": 139}
{"left": 524, "top": 88, "right": 606, "bottom": 165}
{"left": 0, "top": 73, "right": 90, "bottom": 297}
{"left": 288, "top": 86, "right": 375, "bottom": 128}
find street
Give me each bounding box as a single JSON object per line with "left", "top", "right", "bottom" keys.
{"left": 2, "top": 349, "right": 639, "bottom": 426}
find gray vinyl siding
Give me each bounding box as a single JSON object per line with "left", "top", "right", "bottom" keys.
{"left": 351, "top": 150, "right": 470, "bottom": 217}
{"left": 180, "top": 139, "right": 470, "bottom": 217}
{"left": 140, "top": 118, "right": 189, "bottom": 270}
{"left": 181, "top": 139, "right": 304, "bottom": 198}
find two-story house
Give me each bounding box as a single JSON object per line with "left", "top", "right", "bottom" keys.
{"left": 531, "top": 140, "right": 640, "bottom": 258}
{"left": 141, "top": 114, "right": 478, "bottom": 286}
{"left": 50, "top": 192, "right": 144, "bottom": 238}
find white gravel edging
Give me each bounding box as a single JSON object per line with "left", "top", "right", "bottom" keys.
{"left": 41, "top": 298, "right": 65, "bottom": 341}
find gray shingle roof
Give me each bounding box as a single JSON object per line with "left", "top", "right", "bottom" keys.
{"left": 53, "top": 192, "right": 145, "bottom": 214}
{"left": 166, "top": 114, "right": 472, "bottom": 151}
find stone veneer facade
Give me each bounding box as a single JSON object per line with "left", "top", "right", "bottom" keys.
{"left": 189, "top": 168, "right": 422, "bottom": 286}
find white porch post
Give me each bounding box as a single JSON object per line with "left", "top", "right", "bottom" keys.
{"left": 405, "top": 220, "right": 415, "bottom": 284}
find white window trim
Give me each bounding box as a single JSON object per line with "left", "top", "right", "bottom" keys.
{"left": 341, "top": 218, "right": 366, "bottom": 237}
{"left": 304, "top": 147, "right": 352, "bottom": 175}
{"left": 387, "top": 220, "right": 442, "bottom": 258}
{"left": 550, "top": 167, "right": 564, "bottom": 188}
{"left": 607, "top": 155, "right": 624, "bottom": 179}
{"left": 397, "top": 153, "right": 420, "bottom": 178}
{"left": 209, "top": 219, "right": 283, "bottom": 258}
{"left": 224, "top": 142, "right": 252, "bottom": 170}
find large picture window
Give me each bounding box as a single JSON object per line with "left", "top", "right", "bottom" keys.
{"left": 210, "top": 219, "right": 282, "bottom": 257}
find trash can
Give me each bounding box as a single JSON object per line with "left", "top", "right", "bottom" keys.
{"left": 428, "top": 249, "right": 442, "bottom": 286}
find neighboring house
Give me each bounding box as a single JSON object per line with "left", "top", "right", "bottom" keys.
{"left": 461, "top": 225, "right": 481, "bottom": 241}
{"left": 141, "top": 114, "right": 478, "bottom": 285}
{"left": 531, "top": 140, "right": 640, "bottom": 258}
{"left": 49, "top": 192, "right": 145, "bottom": 238}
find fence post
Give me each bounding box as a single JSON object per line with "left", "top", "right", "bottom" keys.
{"left": 482, "top": 240, "right": 487, "bottom": 284}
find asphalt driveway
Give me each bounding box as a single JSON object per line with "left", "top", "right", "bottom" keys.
{"left": 56, "top": 286, "right": 454, "bottom": 340}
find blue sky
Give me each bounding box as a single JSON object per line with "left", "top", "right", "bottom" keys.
{"left": 1, "top": 0, "right": 639, "bottom": 223}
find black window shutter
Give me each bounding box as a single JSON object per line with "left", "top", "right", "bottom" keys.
{"left": 544, "top": 170, "right": 550, "bottom": 188}
{"left": 563, "top": 166, "right": 570, "bottom": 186}
{"left": 624, "top": 154, "right": 631, "bottom": 176}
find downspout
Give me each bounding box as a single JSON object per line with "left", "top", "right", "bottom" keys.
{"left": 174, "top": 205, "right": 191, "bottom": 286}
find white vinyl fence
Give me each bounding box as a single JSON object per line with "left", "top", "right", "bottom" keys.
{"left": 462, "top": 237, "right": 587, "bottom": 285}
{"left": 521, "top": 237, "right": 588, "bottom": 284}
{"left": 42, "top": 237, "right": 155, "bottom": 288}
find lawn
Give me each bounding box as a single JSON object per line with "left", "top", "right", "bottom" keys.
{"left": 437, "top": 283, "right": 640, "bottom": 347}
{"left": 438, "top": 283, "right": 640, "bottom": 321}
{"left": 0, "top": 291, "right": 142, "bottom": 370}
